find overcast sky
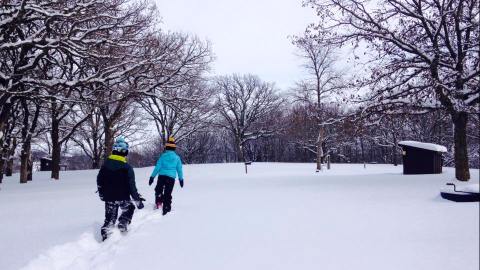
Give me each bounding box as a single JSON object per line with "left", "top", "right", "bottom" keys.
{"left": 154, "top": 0, "right": 317, "bottom": 91}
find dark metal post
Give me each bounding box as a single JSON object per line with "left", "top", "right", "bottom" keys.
{"left": 244, "top": 161, "right": 252, "bottom": 174}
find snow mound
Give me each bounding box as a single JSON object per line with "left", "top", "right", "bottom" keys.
{"left": 398, "top": 140, "right": 447, "bottom": 152}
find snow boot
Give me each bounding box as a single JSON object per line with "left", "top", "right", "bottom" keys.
{"left": 117, "top": 222, "right": 128, "bottom": 234}
{"left": 101, "top": 222, "right": 115, "bottom": 241}
{"left": 162, "top": 204, "right": 171, "bottom": 216}
{"left": 101, "top": 227, "right": 113, "bottom": 241}
{"left": 101, "top": 231, "right": 110, "bottom": 241}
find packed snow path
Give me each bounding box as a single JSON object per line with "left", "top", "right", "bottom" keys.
{"left": 1, "top": 163, "right": 478, "bottom": 270}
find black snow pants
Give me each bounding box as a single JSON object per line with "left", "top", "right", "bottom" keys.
{"left": 154, "top": 175, "right": 175, "bottom": 214}
{"left": 101, "top": 200, "right": 135, "bottom": 239}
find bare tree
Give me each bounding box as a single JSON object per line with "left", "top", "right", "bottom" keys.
{"left": 292, "top": 36, "right": 344, "bottom": 171}
{"left": 213, "top": 74, "right": 284, "bottom": 162}
{"left": 99, "top": 97, "right": 147, "bottom": 159}
{"left": 137, "top": 32, "right": 213, "bottom": 156}
{"left": 304, "top": 0, "right": 479, "bottom": 180}
{"left": 141, "top": 81, "right": 214, "bottom": 146}
{"left": 18, "top": 99, "right": 41, "bottom": 183}
{"left": 70, "top": 101, "right": 146, "bottom": 169}
{"left": 1, "top": 0, "right": 160, "bottom": 179}
{"left": 0, "top": 103, "right": 20, "bottom": 183}
{"left": 72, "top": 106, "right": 105, "bottom": 169}
{"left": 137, "top": 33, "right": 213, "bottom": 97}
{"left": 0, "top": 1, "right": 144, "bottom": 139}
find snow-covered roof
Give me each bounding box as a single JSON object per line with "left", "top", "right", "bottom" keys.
{"left": 398, "top": 141, "right": 447, "bottom": 152}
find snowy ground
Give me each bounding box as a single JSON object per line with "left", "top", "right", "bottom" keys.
{"left": 0, "top": 163, "right": 478, "bottom": 270}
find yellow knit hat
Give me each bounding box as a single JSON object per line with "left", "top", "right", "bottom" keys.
{"left": 165, "top": 137, "right": 176, "bottom": 148}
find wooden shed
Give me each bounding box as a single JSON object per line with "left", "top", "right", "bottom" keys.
{"left": 40, "top": 157, "right": 67, "bottom": 171}
{"left": 40, "top": 157, "right": 52, "bottom": 171}
{"left": 398, "top": 141, "right": 447, "bottom": 174}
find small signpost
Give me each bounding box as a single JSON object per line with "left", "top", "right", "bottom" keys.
{"left": 244, "top": 161, "right": 252, "bottom": 174}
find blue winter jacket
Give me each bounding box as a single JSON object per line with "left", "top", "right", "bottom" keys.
{"left": 150, "top": 150, "right": 184, "bottom": 180}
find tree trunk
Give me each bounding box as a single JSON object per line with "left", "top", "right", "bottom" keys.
{"left": 316, "top": 128, "right": 324, "bottom": 171}
{"left": 6, "top": 156, "right": 13, "bottom": 176}
{"left": 27, "top": 158, "right": 33, "bottom": 181}
{"left": 235, "top": 137, "right": 244, "bottom": 162}
{"left": 360, "top": 136, "right": 366, "bottom": 168}
{"left": 27, "top": 103, "right": 40, "bottom": 181}
{"left": 224, "top": 136, "right": 229, "bottom": 163}
{"left": 237, "top": 144, "right": 244, "bottom": 162}
{"left": 5, "top": 138, "right": 16, "bottom": 177}
{"left": 452, "top": 112, "right": 470, "bottom": 181}
{"left": 91, "top": 132, "right": 101, "bottom": 169}
{"left": 0, "top": 96, "right": 13, "bottom": 142}
{"left": 20, "top": 100, "right": 31, "bottom": 183}
{"left": 19, "top": 140, "right": 31, "bottom": 183}
{"left": 49, "top": 98, "right": 62, "bottom": 180}
{"left": 103, "top": 125, "right": 114, "bottom": 159}
{"left": 51, "top": 118, "right": 61, "bottom": 180}
{"left": 0, "top": 135, "right": 10, "bottom": 183}
{"left": 0, "top": 158, "right": 4, "bottom": 183}
{"left": 91, "top": 126, "right": 101, "bottom": 169}
{"left": 92, "top": 157, "right": 100, "bottom": 169}
{"left": 392, "top": 134, "right": 398, "bottom": 166}
{"left": 0, "top": 139, "right": 7, "bottom": 183}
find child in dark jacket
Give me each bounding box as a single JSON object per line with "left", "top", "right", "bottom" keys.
{"left": 97, "top": 137, "right": 144, "bottom": 241}
{"left": 149, "top": 137, "right": 184, "bottom": 215}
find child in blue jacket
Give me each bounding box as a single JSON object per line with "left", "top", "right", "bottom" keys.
{"left": 149, "top": 137, "right": 184, "bottom": 215}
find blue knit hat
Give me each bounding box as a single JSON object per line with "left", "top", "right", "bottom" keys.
{"left": 112, "top": 136, "right": 129, "bottom": 155}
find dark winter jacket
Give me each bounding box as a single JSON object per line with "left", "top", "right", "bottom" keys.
{"left": 97, "top": 155, "right": 141, "bottom": 201}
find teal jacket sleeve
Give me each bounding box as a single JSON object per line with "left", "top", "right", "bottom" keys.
{"left": 150, "top": 157, "right": 162, "bottom": 178}
{"left": 176, "top": 156, "right": 184, "bottom": 180}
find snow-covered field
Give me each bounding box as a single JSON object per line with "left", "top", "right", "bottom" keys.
{"left": 0, "top": 163, "right": 478, "bottom": 270}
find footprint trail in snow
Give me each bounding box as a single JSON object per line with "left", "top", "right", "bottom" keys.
{"left": 21, "top": 206, "right": 163, "bottom": 270}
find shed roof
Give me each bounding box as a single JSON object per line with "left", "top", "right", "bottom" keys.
{"left": 398, "top": 140, "right": 447, "bottom": 152}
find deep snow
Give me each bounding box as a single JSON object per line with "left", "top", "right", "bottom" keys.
{"left": 0, "top": 163, "right": 478, "bottom": 270}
